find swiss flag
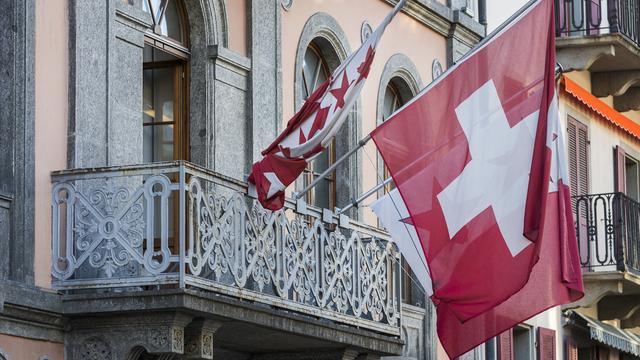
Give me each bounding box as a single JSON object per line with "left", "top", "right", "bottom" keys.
{"left": 370, "top": 0, "right": 583, "bottom": 357}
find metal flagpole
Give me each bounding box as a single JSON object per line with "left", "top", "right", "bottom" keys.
{"left": 295, "top": 0, "right": 541, "bottom": 203}
{"left": 337, "top": 177, "right": 393, "bottom": 215}
{"left": 294, "top": 134, "right": 371, "bottom": 200}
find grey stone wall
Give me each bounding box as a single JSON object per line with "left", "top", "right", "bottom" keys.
{"left": 0, "top": 0, "right": 36, "bottom": 285}
{"left": 248, "top": 0, "right": 283, "bottom": 171}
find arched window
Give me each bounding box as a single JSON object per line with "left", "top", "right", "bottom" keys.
{"left": 381, "top": 77, "right": 419, "bottom": 306}
{"left": 142, "top": 0, "right": 190, "bottom": 163}
{"left": 381, "top": 80, "right": 407, "bottom": 193}
{"left": 301, "top": 42, "right": 336, "bottom": 210}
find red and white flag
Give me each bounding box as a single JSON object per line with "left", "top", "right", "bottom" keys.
{"left": 370, "top": 0, "right": 583, "bottom": 357}
{"left": 248, "top": 0, "right": 406, "bottom": 211}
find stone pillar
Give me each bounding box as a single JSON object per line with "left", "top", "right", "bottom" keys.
{"left": 247, "top": 0, "right": 283, "bottom": 166}
{"left": 183, "top": 319, "right": 223, "bottom": 359}
{"left": 68, "top": 0, "right": 151, "bottom": 168}
{"left": 0, "top": 0, "right": 36, "bottom": 284}
{"left": 208, "top": 45, "right": 251, "bottom": 180}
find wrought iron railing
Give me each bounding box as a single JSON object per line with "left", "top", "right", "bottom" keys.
{"left": 51, "top": 161, "right": 401, "bottom": 334}
{"left": 555, "top": 0, "right": 640, "bottom": 46}
{"left": 573, "top": 192, "right": 640, "bottom": 274}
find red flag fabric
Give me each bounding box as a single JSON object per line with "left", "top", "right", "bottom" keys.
{"left": 248, "top": 0, "right": 406, "bottom": 211}
{"left": 370, "top": 0, "right": 583, "bottom": 357}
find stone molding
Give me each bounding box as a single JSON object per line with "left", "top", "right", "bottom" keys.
{"left": 381, "top": 0, "right": 484, "bottom": 39}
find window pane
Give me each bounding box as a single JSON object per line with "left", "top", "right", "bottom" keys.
{"left": 313, "top": 150, "right": 330, "bottom": 176}
{"left": 158, "top": 0, "right": 183, "bottom": 43}
{"left": 303, "top": 50, "right": 320, "bottom": 98}
{"left": 143, "top": 124, "right": 174, "bottom": 162}
{"left": 143, "top": 66, "right": 176, "bottom": 124}
{"left": 314, "top": 179, "right": 331, "bottom": 210}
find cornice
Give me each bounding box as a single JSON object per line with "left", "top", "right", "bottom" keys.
{"left": 382, "top": 0, "right": 485, "bottom": 40}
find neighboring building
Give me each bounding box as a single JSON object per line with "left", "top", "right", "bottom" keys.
{"left": 0, "top": 0, "right": 486, "bottom": 359}
{"left": 555, "top": 0, "right": 640, "bottom": 358}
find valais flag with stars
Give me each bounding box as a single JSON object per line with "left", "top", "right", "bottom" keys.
{"left": 248, "top": 0, "right": 406, "bottom": 211}
{"left": 371, "top": 0, "right": 583, "bottom": 357}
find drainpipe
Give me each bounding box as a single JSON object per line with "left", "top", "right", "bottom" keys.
{"left": 478, "top": 0, "right": 487, "bottom": 26}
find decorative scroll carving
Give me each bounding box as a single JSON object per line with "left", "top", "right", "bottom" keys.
{"left": 81, "top": 337, "right": 112, "bottom": 360}
{"left": 52, "top": 163, "right": 401, "bottom": 334}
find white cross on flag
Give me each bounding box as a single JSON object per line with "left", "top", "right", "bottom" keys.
{"left": 248, "top": 0, "right": 406, "bottom": 211}
{"left": 370, "top": 0, "right": 583, "bottom": 357}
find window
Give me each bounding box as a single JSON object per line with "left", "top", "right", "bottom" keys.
{"left": 514, "top": 326, "right": 533, "bottom": 360}
{"left": 142, "top": 0, "right": 189, "bottom": 163}
{"left": 301, "top": 43, "right": 336, "bottom": 210}
{"left": 382, "top": 78, "right": 422, "bottom": 305}
{"left": 381, "top": 81, "right": 403, "bottom": 193}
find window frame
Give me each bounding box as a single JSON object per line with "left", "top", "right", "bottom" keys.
{"left": 142, "top": 0, "right": 190, "bottom": 163}
{"left": 300, "top": 42, "right": 337, "bottom": 210}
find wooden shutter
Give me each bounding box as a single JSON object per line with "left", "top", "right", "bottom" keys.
{"left": 615, "top": 145, "right": 627, "bottom": 194}
{"left": 497, "top": 329, "right": 514, "bottom": 360}
{"left": 567, "top": 116, "right": 590, "bottom": 197}
{"left": 565, "top": 339, "right": 578, "bottom": 360}
{"left": 537, "top": 327, "right": 556, "bottom": 360}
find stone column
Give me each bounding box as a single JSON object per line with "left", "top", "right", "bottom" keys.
{"left": 247, "top": 0, "right": 283, "bottom": 167}
{"left": 0, "top": 0, "right": 36, "bottom": 284}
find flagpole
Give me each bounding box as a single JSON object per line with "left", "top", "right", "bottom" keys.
{"left": 336, "top": 177, "right": 393, "bottom": 215}
{"left": 294, "top": 134, "right": 372, "bottom": 200}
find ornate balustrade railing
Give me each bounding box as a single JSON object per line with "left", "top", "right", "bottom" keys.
{"left": 555, "top": 0, "right": 640, "bottom": 46}
{"left": 573, "top": 192, "right": 640, "bottom": 274}
{"left": 51, "top": 161, "right": 401, "bottom": 334}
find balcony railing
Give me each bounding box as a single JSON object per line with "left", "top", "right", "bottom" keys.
{"left": 555, "top": 0, "right": 640, "bottom": 46}
{"left": 573, "top": 192, "right": 640, "bottom": 274}
{"left": 51, "top": 161, "right": 401, "bottom": 334}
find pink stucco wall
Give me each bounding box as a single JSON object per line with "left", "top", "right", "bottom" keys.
{"left": 34, "top": 0, "right": 69, "bottom": 288}
{"left": 0, "top": 334, "right": 64, "bottom": 360}
{"left": 281, "top": 0, "right": 447, "bottom": 225}
{"left": 227, "top": 0, "right": 247, "bottom": 56}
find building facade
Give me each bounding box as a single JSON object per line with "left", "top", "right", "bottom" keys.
{"left": 556, "top": 0, "right": 640, "bottom": 358}
{"left": 0, "top": 0, "right": 487, "bottom": 359}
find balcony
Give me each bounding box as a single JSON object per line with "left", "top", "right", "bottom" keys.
{"left": 556, "top": 0, "right": 640, "bottom": 47}
{"left": 51, "top": 161, "right": 401, "bottom": 336}
{"left": 555, "top": 0, "right": 640, "bottom": 110}
{"left": 572, "top": 192, "right": 640, "bottom": 307}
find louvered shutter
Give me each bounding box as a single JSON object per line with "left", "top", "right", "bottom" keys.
{"left": 567, "top": 116, "right": 590, "bottom": 196}
{"left": 565, "top": 339, "right": 578, "bottom": 360}
{"left": 615, "top": 145, "right": 627, "bottom": 194}
{"left": 567, "top": 117, "right": 578, "bottom": 197}
{"left": 537, "top": 327, "right": 556, "bottom": 360}
{"left": 568, "top": 117, "right": 589, "bottom": 248}
{"left": 497, "top": 329, "right": 514, "bottom": 360}
{"left": 576, "top": 121, "right": 589, "bottom": 196}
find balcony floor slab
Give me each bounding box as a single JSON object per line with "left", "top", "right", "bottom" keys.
{"left": 61, "top": 288, "right": 404, "bottom": 357}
